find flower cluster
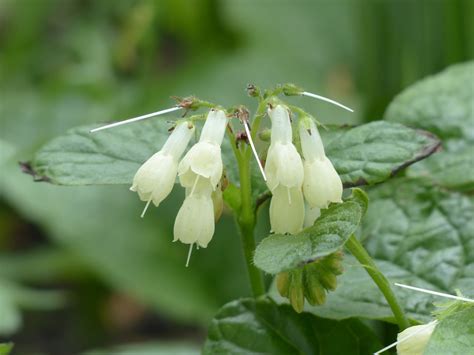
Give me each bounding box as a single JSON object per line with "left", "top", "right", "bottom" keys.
{"left": 130, "top": 109, "right": 227, "bottom": 250}
{"left": 265, "top": 104, "right": 343, "bottom": 234}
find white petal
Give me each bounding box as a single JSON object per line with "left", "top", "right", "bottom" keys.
{"left": 199, "top": 109, "right": 228, "bottom": 146}
{"left": 131, "top": 153, "right": 178, "bottom": 206}
{"left": 299, "top": 119, "right": 326, "bottom": 161}
{"left": 178, "top": 142, "right": 223, "bottom": 189}
{"left": 265, "top": 142, "right": 304, "bottom": 191}
{"left": 173, "top": 193, "right": 215, "bottom": 248}
{"left": 303, "top": 158, "right": 343, "bottom": 209}
{"left": 269, "top": 185, "right": 304, "bottom": 234}
{"left": 397, "top": 323, "right": 435, "bottom": 355}
{"left": 304, "top": 204, "right": 321, "bottom": 228}
{"left": 268, "top": 105, "right": 292, "bottom": 144}
{"left": 161, "top": 121, "right": 195, "bottom": 159}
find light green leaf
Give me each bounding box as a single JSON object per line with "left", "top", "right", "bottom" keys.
{"left": 385, "top": 61, "right": 474, "bottom": 191}
{"left": 203, "top": 297, "right": 381, "bottom": 355}
{"left": 0, "top": 343, "right": 13, "bottom": 355}
{"left": 297, "top": 178, "right": 474, "bottom": 323}
{"left": 254, "top": 190, "right": 366, "bottom": 274}
{"left": 425, "top": 306, "right": 474, "bottom": 354}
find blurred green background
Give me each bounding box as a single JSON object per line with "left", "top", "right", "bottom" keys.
{"left": 0, "top": 0, "right": 472, "bottom": 354}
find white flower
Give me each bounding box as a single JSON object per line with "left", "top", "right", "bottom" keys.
{"left": 265, "top": 105, "right": 304, "bottom": 192}
{"left": 173, "top": 182, "right": 215, "bottom": 248}
{"left": 304, "top": 204, "right": 321, "bottom": 228}
{"left": 178, "top": 109, "right": 228, "bottom": 190}
{"left": 265, "top": 105, "right": 305, "bottom": 234}
{"left": 269, "top": 185, "right": 305, "bottom": 235}
{"left": 397, "top": 322, "right": 436, "bottom": 355}
{"left": 130, "top": 121, "right": 194, "bottom": 207}
{"left": 299, "top": 118, "right": 342, "bottom": 209}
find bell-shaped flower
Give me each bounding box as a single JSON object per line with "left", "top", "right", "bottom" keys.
{"left": 173, "top": 180, "right": 215, "bottom": 248}
{"left": 304, "top": 204, "right": 321, "bottom": 228}
{"left": 178, "top": 109, "right": 228, "bottom": 190}
{"left": 264, "top": 105, "right": 304, "bottom": 192}
{"left": 396, "top": 322, "right": 436, "bottom": 355}
{"left": 269, "top": 185, "right": 305, "bottom": 234}
{"left": 299, "top": 117, "right": 342, "bottom": 209}
{"left": 130, "top": 121, "right": 195, "bottom": 207}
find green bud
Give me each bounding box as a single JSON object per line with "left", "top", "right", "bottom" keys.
{"left": 319, "top": 270, "right": 338, "bottom": 291}
{"left": 304, "top": 272, "right": 326, "bottom": 306}
{"left": 282, "top": 83, "right": 304, "bottom": 96}
{"left": 246, "top": 84, "right": 261, "bottom": 98}
{"left": 289, "top": 269, "right": 305, "bottom": 313}
{"left": 258, "top": 128, "right": 271, "bottom": 142}
{"left": 276, "top": 272, "right": 290, "bottom": 298}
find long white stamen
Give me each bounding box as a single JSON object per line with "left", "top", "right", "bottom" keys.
{"left": 373, "top": 321, "right": 438, "bottom": 354}
{"left": 141, "top": 198, "right": 153, "bottom": 218}
{"left": 302, "top": 92, "right": 354, "bottom": 112}
{"left": 243, "top": 120, "right": 267, "bottom": 181}
{"left": 189, "top": 175, "right": 200, "bottom": 197}
{"left": 394, "top": 283, "right": 474, "bottom": 303}
{"left": 185, "top": 243, "right": 193, "bottom": 267}
{"left": 90, "top": 106, "right": 182, "bottom": 133}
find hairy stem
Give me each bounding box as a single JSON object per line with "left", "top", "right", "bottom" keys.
{"left": 236, "top": 147, "right": 265, "bottom": 297}
{"left": 346, "top": 235, "right": 410, "bottom": 330}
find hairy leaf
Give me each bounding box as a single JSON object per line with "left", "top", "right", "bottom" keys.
{"left": 385, "top": 61, "right": 474, "bottom": 191}
{"left": 254, "top": 189, "right": 366, "bottom": 274}
{"left": 203, "top": 297, "right": 381, "bottom": 355}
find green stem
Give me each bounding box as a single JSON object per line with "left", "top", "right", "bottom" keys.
{"left": 346, "top": 235, "right": 410, "bottom": 330}
{"left": 236, "top": 147, "right": 266, "bottom": 297}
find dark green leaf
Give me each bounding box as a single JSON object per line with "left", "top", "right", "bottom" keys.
{"left": 296, "top": 178, "right": 474, "bottom": 323}
{"left": 384, "top": 61, "right": 474, "bottom": 191}
{"left": 254, "top": 191, "right": 364, "bottom": 274}
{"left": 203, "top": 297, "right": 381, "bottom": 355}
{"left": 425, "top": 306, "right": 474, "bottom": 354}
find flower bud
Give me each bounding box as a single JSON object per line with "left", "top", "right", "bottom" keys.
{"left": 173, "top": 188, "right": 215, "bottom": 248}
{"left": 130, "top": 121, "right": 194, "bottom": 206}
{"left": 269, "top": 185, "right": 304, "bottom": 234}
{"left": 288, "top": 269, "right": 305, "bottom": 313}
{"left": 178, "top": 109, "right": 228, "bottom": 190}
{"left": 397, "top": 322, "right": 436, "bottom": 355}
{"left": 299, "top": 118, "right": 342, "bottom": 209}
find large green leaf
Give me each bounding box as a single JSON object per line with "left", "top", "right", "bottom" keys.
{"left": 29, "top": 121, "right": 439, "bottom": 190}
{"left": 294, "top": 178, "right": 474, "bottom": 323}
{"left": 203, "top": 297, "right": 381, "bottom": 355}
{"left": 384, "top": 61, "right": 474, "bottom": 191}
{"left": 425, "top": 306, "right": 474, "bottom": 354}
{"left": 321, "top": 121, "right": 440, "bottom": 187}
{"left": 254, "top": 190, "right": 366, "bottom": 275}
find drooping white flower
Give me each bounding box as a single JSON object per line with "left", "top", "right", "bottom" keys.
{"left": 303, "top": 204, "right": 321, "bottom": 228}
{"left": 396, "top": 322, "right": 436, "bottom": 355}
{"left": 130, "top": 121, "right": 195, "bottom": 209}
{"left": 265, "top": 105, "right": 304, "bottom": 192}
{"left": 173, "top": 182, "right": 215, "bottom": 248}
{"left": 269, "top": 185, "right": 305, "bottom": 234}
{"left": 178, "top": 109, "right": 228, "bottom": 191}
{"left": 265, "top": 104, "right": 305, "bottom": 234}
{"left": 299, "top": 118, "right": 342, "bottom": 209}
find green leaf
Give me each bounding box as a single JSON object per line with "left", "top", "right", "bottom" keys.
{"left": 0, "top": 343, "right": 13, "bottom": 355}
{"left": 83, "top": 341, "right": 200, "bottom": 355}
{"left": 295, "top": 178, "right": 474, "bottom": 323}
{"left": 29, "top": 121, "right": 439, "bottom": 190}
{"left": 203, "top": 297, "right": 381, "bottom": 355}
{"left": 321, "top": 121, "right": 440, "bottom": 187}
{"left": 385, "top": 61, "right": 474, "bottom": 191}
{"left": 425, "top": 306, "right": 474, "bottom": 354}
{"left": 254, "top": 190, "right": 364, "bottom": 274}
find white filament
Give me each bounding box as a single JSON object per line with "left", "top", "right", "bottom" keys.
{"left": 394, "top": 283, "right": 474, "bottom": 303}
{"left": 90, "top": 106, "right": 182, "bottom": 133}
{"left": 185, "top": 243, "right": 194, "bottom": 268}
{"left": 140, "top": 198, "right": 152, "bottom": 218}
{"left": 302, "top": 92, "right": 354, "bottom": 112}
{"left": 243, "top": 120, "right": 267, "bottom": 181}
